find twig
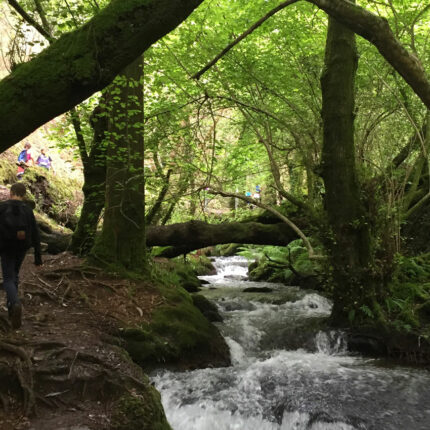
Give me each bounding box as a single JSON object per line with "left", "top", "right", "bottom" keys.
{"left": 36, "top": 276, "right": 55, "bottom": 291}
{"left": 56, "top": 275, "right": 66, "bottom": 289}
{"left": 23, "top": 280, "right": 56, "bottom": 300}
{"left": 68, "top": 351, "right": 79, "bottom": 379}
{"left": 61, "top": 283, "right": 72, "bottom": 304}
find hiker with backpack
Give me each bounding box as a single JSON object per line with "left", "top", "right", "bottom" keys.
{"left": 0, "top": 183, "right": 42, "bottom": 329}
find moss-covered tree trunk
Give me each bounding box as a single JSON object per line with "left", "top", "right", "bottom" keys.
{"left": 320, "top": 14, "right": 377, "bottom": 325}
{"left": 0, "top": 0, "right": 205, "bottom": 151}
{"left": 92, "top": 57, "right": 147, "bottom": 271}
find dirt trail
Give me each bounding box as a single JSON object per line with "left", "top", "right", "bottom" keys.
{"left": 0, "top": 252, "right": 163, "bottom": 430}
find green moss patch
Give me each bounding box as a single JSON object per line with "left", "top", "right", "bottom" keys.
{"left": 111, "top": 389, "right": 172, "bottom": 430}
{"left": 122, "top": 283, "right": 230, "bottom": 369}
{"left": 121, "top": 262, "right": 230, "bottom": 370}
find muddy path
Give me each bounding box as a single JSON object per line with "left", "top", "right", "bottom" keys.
{"left": 0, "top": 253, "right": 166, "bottom": 430}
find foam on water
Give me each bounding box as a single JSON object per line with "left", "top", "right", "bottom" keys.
{"left": 153, "top": 257, "right": 430, "bottom": 430}
{"left": 199, "top": 256, "right": 250, "bottom": 285}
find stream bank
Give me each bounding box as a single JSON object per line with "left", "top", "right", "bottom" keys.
{"left": 0, "top": 253, "right": 228, "bottom": 429}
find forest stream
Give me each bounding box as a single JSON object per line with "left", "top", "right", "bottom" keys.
{"left": 152, "top": 256, "right": 430, "bottom": 430}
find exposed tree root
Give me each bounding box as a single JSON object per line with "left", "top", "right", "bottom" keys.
{"left": 0, "top": 336, "right": 154, "bottom": 422}
{"left": 0, "top": 341, "right": 35, "bottom": 416}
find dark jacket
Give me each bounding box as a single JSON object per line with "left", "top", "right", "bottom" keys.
{"left": 0, "top": 199, "right": 42, "bottom": 265}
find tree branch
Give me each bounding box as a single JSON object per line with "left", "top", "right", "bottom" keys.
{"left": 32, "top": 0, "right": 52, "bottom": 35}
{"left": 307, "top": 0, "right": 430, "bottom": 109}
{"left": 70, "top": 109, "right": 89, "bottom": 163}
{"left": 7, "top": 0, "right": 53, "bottom": 42}
{"left": 192, "top": 0, "right": 299, "bottom": 80}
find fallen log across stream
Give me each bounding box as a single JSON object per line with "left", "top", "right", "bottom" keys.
{"left": 145, "top": 220, "right": 300, "bottom": 258}
{"left": 40, "top": 220, "right": 301, "bottom": 257}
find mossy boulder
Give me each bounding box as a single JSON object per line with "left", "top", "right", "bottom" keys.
{"left": 347, "top": 325, "right": 430, "bottom": 362}
{"left": 15, "top": 168, "right": 82, "bottom": 229}
{"left": 122, "top": 284, "right": 230, "bottom": 370}
{"left": 176, "top": 267, "right": 202, "bottom": 292}
{"left": 111, "top": 389, "right": 172, "bottom": 430}
{"left": 189, "top": 255, "right": 216, "bottom": 276}
{"left": 192, "top": 294, "right": 223, "bottom": 322}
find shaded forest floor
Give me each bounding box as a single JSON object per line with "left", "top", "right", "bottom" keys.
{"left": 0, "top": 252, "right": 166, "bottom": 430}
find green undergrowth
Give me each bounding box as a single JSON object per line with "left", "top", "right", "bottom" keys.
{"left": 121, "top": 259, "right": 229, "bottom": 370}
{"left": 0, "top": 154, "right": 18, "bottom": 183}
{"left": 240, "top": 240, "right": 327, "bottom": 290}
{"left": 213, "top": 243, "right": 243, "bottom": 257}
{"left": 382, "top": 253, "right": 430, "bottom": 337}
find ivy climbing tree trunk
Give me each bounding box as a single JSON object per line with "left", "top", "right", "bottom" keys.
{"left": 70, "top": 101, "right": 108, "bottom": 255}
{"left": 320, "top": 14, "right": 377, "bottom": 325}
{"left": 92, "top": 57, "right": 147, "bottom": 271}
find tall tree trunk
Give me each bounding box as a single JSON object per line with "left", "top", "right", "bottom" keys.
{"left": 70, "top": 102, "right": 108, "bottom": 255}
{"left": 92, "top": 57, "right": 147, "bottom": 271}
{"left": 320, "top": 14, "right": 376, "bottom": 325}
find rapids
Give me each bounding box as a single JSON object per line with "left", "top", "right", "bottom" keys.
{"left": 152, "top": 256, "right": 430, "bottom": 430}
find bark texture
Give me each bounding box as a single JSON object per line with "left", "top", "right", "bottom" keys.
{"left": 0, "top": 0, "right": 203, "bottom": 150}
{"left": 320, "top": 15, "right": 374, "bottom": 325}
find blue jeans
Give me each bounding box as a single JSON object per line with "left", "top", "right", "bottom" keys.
{"left": 1, "top": 251, "right": 26, "bottom": 309}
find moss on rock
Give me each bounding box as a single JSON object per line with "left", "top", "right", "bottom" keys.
{"left": 111, "top": 389, "right": 172, "bottom": 430}
{"left": 188, "top": 255, "right": 216, "bottom": 276}
{"left": 192, "top": 294, "right": 223, "bottom": 322}
{"left": 122, "top": 279, "right": 230, "bottom": 370}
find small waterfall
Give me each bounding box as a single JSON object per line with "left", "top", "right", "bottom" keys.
{"left": 200, "top": 256, "right": 249, "bottom": 284}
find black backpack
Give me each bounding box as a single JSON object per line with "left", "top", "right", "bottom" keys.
{"left": 0, "top": 201, "right": 31, "bottom": 249}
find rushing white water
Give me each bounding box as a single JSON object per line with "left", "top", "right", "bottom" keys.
{"left": 152, "top": 256, "right": 430, "bottom": 430}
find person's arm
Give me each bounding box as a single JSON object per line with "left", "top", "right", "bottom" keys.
{"left": 29, "top": 210, "right": 42, "bottom": 265}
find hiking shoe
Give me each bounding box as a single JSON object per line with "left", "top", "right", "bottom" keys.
{"left": 9, "top": 303, "right": 22, "bottom": 329}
